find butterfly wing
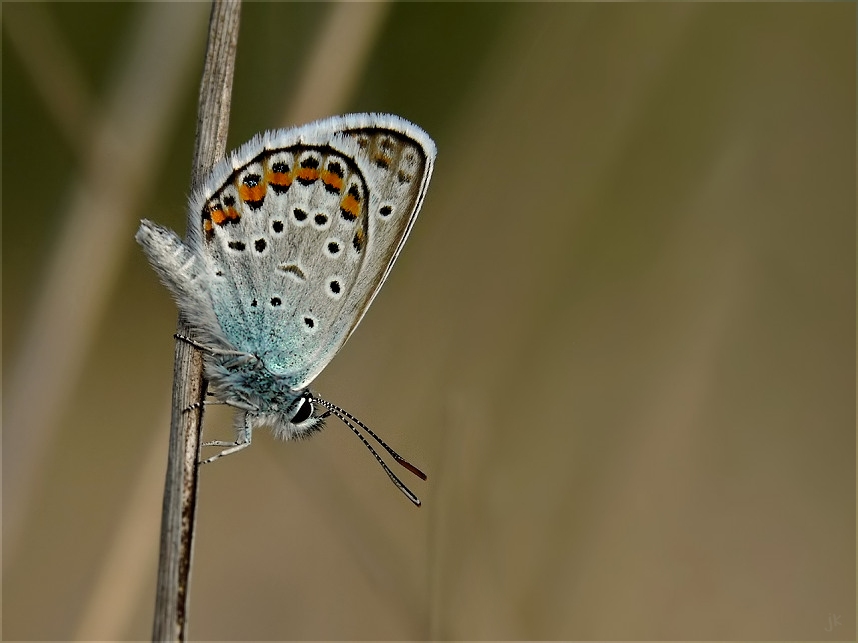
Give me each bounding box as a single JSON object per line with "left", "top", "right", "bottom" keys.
{"left": 187, "top": 114, "right": 435, "bottom": 390}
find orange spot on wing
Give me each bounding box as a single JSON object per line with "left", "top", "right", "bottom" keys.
{"left": 296, "top": 167, "right": 320, "bottom": 182}
{"left": 268, "top": 168, "right": 292, "bottom": 189}
{"left": 225, "top": 206, "right": 241, "bottom": 222}
{"left": 340, "top": 194, "right": 360, "bottom": 218}
{"left": 210, "top": 207, "right": 227, "bottom": 225}
{"left": 239, "top": 182, "right": 267, "bottom": 203}
{"left": 321, "top": 170, "right": 343, "bottom": 192}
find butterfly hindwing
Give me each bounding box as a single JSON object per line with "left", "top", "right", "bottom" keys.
{"left": 189, "top": 114, "right": 435, "bottom": 390}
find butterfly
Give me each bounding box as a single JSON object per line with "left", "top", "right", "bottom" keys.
{"left": 136, "top": 113, "right": 435, "bottom": 505}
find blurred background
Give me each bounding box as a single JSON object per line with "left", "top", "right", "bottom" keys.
{"left": 3, "top": 2, "right": 854, "bottom": 640}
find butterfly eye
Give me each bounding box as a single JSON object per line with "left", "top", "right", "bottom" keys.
{"left": 291, "top": 395, "right": 314, "bottom": 424}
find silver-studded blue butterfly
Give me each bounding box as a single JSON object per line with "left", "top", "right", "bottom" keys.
{"left": 136, "top": 114, "right": 435, "bottom": 505}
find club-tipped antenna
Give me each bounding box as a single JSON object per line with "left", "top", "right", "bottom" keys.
{"left": 314, "top": 396, "right": 425, "bottom": 506}
{"left": 316, "top": 397, "right": 428, "bottom": 480}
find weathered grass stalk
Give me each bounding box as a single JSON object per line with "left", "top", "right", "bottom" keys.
{"left": 152, "top": 2, "right": 241, "bottom": 640}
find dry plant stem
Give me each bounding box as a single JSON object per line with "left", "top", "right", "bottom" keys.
{"left": 152, "top": 2, "right": 241, "bottom": 641}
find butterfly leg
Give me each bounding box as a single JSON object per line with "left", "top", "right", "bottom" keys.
{"left": 182, "top": 398, "right": 229, "bottom": 414}
{"left": 174, "top": 333, "right": 255, "bottom": 359}
{"left": 200, "top": 433, "right": 251, "bottom": 464}
{"left": 199, "top": 413, "right": 253, "bottom": 464}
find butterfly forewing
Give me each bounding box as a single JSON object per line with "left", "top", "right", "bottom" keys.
{"left": 337, "top": 128, "right": 431, "bottom": 339}
{"left": 195, "top": 117, "right": 434, "bottom": 390}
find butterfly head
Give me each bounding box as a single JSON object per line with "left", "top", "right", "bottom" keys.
{"left": 247, "top": 390, "right": 325, "bottom": 440}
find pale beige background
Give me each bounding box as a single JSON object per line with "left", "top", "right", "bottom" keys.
{"left": 3, "top": 3, "right": 854, "bottom": 640}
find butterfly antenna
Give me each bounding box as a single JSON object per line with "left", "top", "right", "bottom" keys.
{"left": 315, "top": 398, "right": 425, "bottom": 506}
{"left": 315, "top": 397, "right": 427, "bottom": 480}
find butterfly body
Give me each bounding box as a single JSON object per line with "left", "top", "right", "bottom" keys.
{"left": 137, "top": 114, "right": 435, "bottom": 467}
